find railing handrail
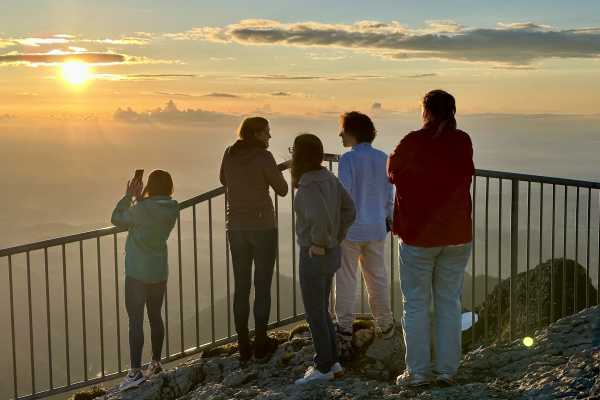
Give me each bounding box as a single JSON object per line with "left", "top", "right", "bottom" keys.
{"left": 2, "top": 154, "right": 599, "bottom": 258}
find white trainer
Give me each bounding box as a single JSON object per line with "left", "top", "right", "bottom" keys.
{"left": 295, "top": 367, "right": 334, "bottom": 385}
{"left": 331, "top": 362, "right": 344, "bottom": 379}
{"left": 119, "top": 369, "right": 145, "bottom": 391}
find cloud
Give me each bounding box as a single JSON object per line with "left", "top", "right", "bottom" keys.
{"left": 0, "top": 51, "right": 178, "bottom": 66}
{"left": 204, "top": 92, "right": 240, "bottom": 98}
{"left": 0, "top": 114, "right": 16, "bottom": 121}
{"left": 209, "top": 56, "right": 237, "bottom": 61}
{"left": 371, "top": 102, "right": 382, "bottom": 110}
{"left": 424, "top": 20, "right": 465, "bottom": 33}
{"left": 404, "top": 73, "right": 438, "bottom": 78}
{"left": 2, "top": 33, "right": 153, "bottom": 49}
{"left": 15, "top": 37, "right": 70, "bottom": 46}
{"left": 154, "top": 91, "right": 240, "bottom": 98}
{"left": 271, "top": 91, "right": 291, "bottom": 96}
{"left": 128, "top": 73, "right": 196, "bottom": 79}
{"left": 168, "top": 19, "right": 600, "bottom": 65}
{"left": 245, "top": 74, "right": 321, "bottom": 80}
{"left": 114, "top": 100, "right": 238, "bottom": 125}
{"left": 243, "top": 74, "right": 384, "bottom": 81}
{"left": 0, "top": 51, "right": 125, "bottom": 65}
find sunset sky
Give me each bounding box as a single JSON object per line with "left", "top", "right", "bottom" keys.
{"left": 1, "top": 0, "right": 600, "bottom": 119}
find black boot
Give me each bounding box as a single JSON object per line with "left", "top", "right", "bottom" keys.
{"left": 237, "top": 331, "right": 252, "bottom": 365}
{"left": 254, "top": 328, "right": 278, "bottom": 362}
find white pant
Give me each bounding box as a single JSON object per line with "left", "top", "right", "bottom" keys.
{"left": 399, "top": 241, "right": 472, "bottom": 377}
{"left": 334, "top": 239, "right": 394, "bottom": 331}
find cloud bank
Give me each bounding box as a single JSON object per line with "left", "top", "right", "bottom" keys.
{"left": 168, "top": 19, "right": 600, "bottom": 65}
{"left": 0, "top": 51, "right": 178, "bottom": 66}
{"left": 114, "top": 100, "right": 238, "bottom": 125}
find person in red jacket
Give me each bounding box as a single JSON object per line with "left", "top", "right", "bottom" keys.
{"left": 388, "top": 89, "right": 474, "bottom": 387}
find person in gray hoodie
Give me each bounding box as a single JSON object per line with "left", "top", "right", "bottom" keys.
{"left": 291, "top": 133, "right": 356, "bottom": 384}
{"left": 111, "top": 170, "right": 178, "bottom": 391}
{"left": 220, "top": 117, "right": 288, "bottom": 363}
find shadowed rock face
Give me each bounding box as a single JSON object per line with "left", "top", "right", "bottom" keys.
{"left": 463, "top": 258, "right": 598, "bottom": 351}
{"left": 97, "top": 306, "right": 600, "bottom": 400}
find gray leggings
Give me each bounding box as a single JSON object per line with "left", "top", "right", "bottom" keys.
{"left": 125, "top": 276, "right": 166, "bottom": 369}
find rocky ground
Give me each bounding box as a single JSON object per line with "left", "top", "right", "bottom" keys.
{"left": 84, "top": 305, "right": 600, "bottom": 400}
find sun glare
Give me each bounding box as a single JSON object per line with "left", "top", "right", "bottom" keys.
{"left": 60, "top": 61, "right": 91, "bottom": 85}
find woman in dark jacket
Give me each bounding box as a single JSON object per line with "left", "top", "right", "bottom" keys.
{"left": 220, "top": 117, "right": 288, "bottom": 362}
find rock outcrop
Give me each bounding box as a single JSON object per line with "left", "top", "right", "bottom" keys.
{"left": 93, "top": 305, "right": 600, "bottom": 400}
{"left": 464, "top": 258, "right": 598, "bottom": 350}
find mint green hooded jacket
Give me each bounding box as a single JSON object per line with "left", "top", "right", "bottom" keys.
{"left": 111, "top": 195, "right": 178, "bottom": 283}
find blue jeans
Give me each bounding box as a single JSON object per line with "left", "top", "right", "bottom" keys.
{"left": 125, "top": 276, "right": 166, "bottom": 369}
{"left": 399, "top": 242, "right": 472, "bottom": 377}
{"left": 299, "top": 246, "right": 341, "bottom": 373}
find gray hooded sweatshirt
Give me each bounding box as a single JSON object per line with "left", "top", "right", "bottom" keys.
{"left": 294, "top": 168, "right": 356, "bottom": 248}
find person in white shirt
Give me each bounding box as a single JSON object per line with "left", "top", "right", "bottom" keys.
{"left": 334, "top": 111, "right": 395, "bottom": 359}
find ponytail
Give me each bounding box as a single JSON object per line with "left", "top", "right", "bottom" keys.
{"left": 422, "top": 90, "right": 457, "bottom": 137}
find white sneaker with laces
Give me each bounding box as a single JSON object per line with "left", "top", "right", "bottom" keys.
{"left": 119, "top": 369, "right": 145, "bottom": 391}
{"left": 143, "top": 360, "right": 163, "bottom": 378}
{"left": 395, "top": 371, "right": 430, "bottom": 387}
{"left": 295, "top": 367, "right": 334, "bottom": 385}
{"left": 331, "top": 362, "right": 344, "bottom": 379}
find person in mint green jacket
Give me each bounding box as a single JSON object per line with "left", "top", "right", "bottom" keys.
{"left": 111, "top": 170, "right": 178, "bottom": 391}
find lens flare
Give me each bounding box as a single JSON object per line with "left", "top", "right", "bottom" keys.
{"left": 60, "top": 61, "right": 91, "bottom": 85}
{"left": 523, "top": 336, "right": 534, "bottom": 347}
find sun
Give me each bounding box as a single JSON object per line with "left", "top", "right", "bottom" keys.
{"left": 60, "top": 61, "right": 91, "bottom": 85}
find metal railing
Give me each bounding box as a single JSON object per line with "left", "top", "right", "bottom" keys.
{"left": 1, "top": 154, "right": 600, "bottom": 399}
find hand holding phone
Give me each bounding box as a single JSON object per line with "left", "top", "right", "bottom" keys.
{"left": 126, "top": 169, "right": 144, "bottom": 199}
{"left": 133, "top": 169, "right": 144, "bottom": 184}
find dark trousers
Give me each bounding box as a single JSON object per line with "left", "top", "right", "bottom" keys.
{"left": 299, "top": 246, "right": 341, "bottom": 373}
{"left": 228, "top": 229, "right": 277, "bottom": 344}
{"left": 125, "top": 276, "right": 166, "bottom": 369}
{"left": 593, "top": 315, "right": 600, "bottom": 348}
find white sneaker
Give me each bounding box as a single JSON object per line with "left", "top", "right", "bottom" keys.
{"left": 331, "top": 362, "right": 344, "bottom": 379}
{"left": 143, "top": 360, "right": 163, "bottom": 378}
{"left": 119, "top": 369, "right": 145, "bottom": 391}
{"left": 395, "top": 371, "right": 430, "bottom": 387}
{"left": 295, "top": 367, "right": 334, "bottom": 385}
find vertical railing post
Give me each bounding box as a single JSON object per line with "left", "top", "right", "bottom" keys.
{"left": 96, "top": 239, "right": 104, "bottom": 377}
{"left": 208, "top": 199, "right": 215, "bottom": 343}
{"left": 26, "top": 251, "right": 35, "bottom": 394}
{"left": 275, "top": 193, "right": 281, "bottom": 323}
{"left": 113, "top": 234, "right": 122, "bottom": 372}
{"left": 8, "top": 255, "right": 18, "bottom": 400}
{"left": 177, "top": 215, "right": 184, "bottom": 354}
{"left": 509, "top": 179, "right": 519, "bottom": 341}
{"left": 62, "top": 244, "right": 71, "bottom": 383}
{"left": 192, "top": 205, "right": 200, "bottom": 348}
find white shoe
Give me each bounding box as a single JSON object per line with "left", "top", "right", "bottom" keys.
{"left": 331, "top": 362, "right": 344, "bottom": 379}
{"left": 295, "top": 367, "right": 334, "bottom": 385}
{"left": 119, "top": 369, "right": 145, "bottom": 391}
{"left": 395, "top": 371, "right": 430, "bottom": 387}
{"left": 143, "top": 360, "right": 163, "bottom": 378}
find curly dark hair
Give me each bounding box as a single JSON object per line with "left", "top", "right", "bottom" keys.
{"left": 340, "top": 111, "right": 377, "bottom": 143}
{"left": 290, "top": 133, "right": 324, "bottom": 188}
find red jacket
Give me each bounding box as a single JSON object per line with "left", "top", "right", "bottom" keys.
{"left": 387, "top": 127, "right": 474, "bottom": 247}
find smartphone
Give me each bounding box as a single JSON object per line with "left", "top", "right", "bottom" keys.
{"left": 133, "top": 169, "right": 144, "bottom": 183}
